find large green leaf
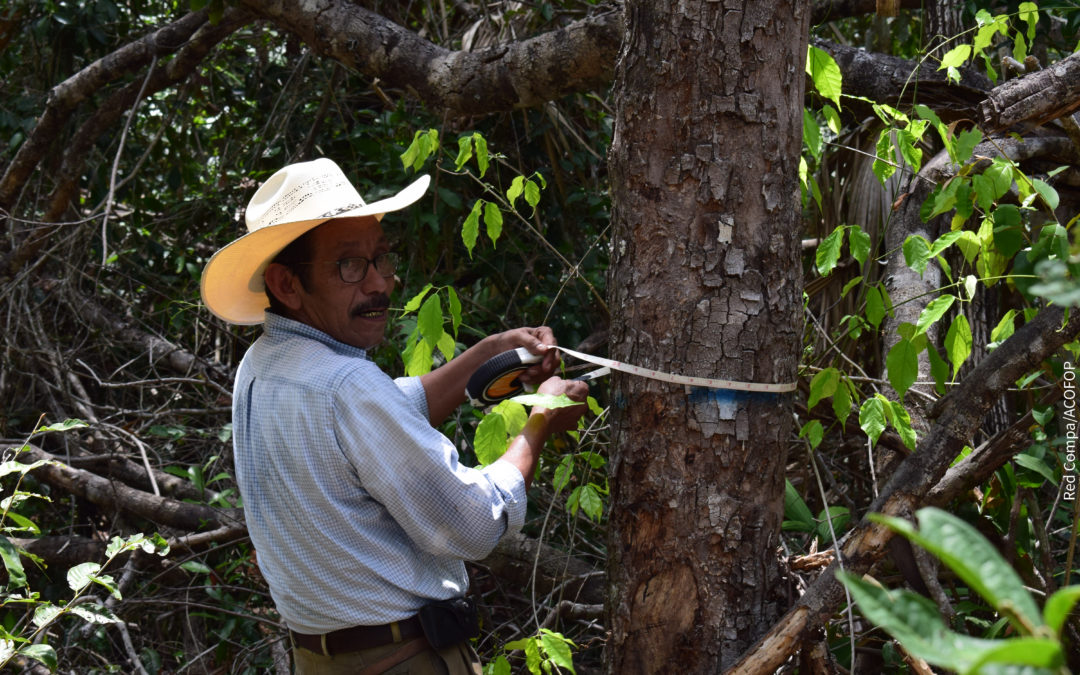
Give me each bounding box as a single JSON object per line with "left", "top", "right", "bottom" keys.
{"left": 1043, "top": 585, "right": 1080, "bottom": 636}
{"left": 816, "top": 225, "right": 844, "bottom": 276}
{"left": 859, "top": 397, "right": 887, "bottom": 446}
{"left": 806, "top": 45, "right": 843, "bottom": 109}
{"left": 839, "top": 571, "right": 1058, "bottom": 674}
{"left": 0, "top": 535, "right": 27, "bottom": 588}
{"left": 807, "top": 367, "right": 839, "bottom": 410}
{"left": 875, "top": 508, "right": 1044, "bottom": 632}
{"left": 886, "top": 338, "right": 920, "bottom": 400}
{"left": 916, "top": 295, "right": 956, "bottom": 335}
{"left": 945, "top": 314, "right": 973, "bottom": 378}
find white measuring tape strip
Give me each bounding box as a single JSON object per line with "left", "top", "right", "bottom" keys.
{"left": 548, "top": 345, "right": 798, "bottom": 394}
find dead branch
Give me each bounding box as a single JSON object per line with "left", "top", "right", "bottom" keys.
{"left": 7, "top": 443, "right": 243, "bottom": 533}
{"left": 0, "top": 10, "right": 211, "bottom": 214}
{"left": 980, "top": 50, "right": 1080, "bottom": 131}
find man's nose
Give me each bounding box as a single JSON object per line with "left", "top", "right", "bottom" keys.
{"left": 360, "top": 265, "right": 391, "bottom": 293}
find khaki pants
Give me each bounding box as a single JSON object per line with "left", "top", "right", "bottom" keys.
{"left": 292, "top": 638, "right": 482, "bottom": 675}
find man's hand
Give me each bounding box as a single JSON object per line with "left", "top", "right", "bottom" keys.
{"left": 532, "top": 376, "right": 589, "bottom": 434}
{"left": 489, "top": 326, "right": 560, "bottom": 386}
{"left": 499, "top": 375, "right": 590, "bottom": 490}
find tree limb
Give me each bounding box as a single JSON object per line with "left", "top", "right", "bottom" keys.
{"left": 980, "top": 50, "right": 1080, "bottom": 131}
{"left": 730, "top": 303, "right": 1080, "bottom": 674}
{"left": 0, "top": 10, "right": 211, "bottom": 215}
{"left": 7, "top": 443, "right": 243, "bottom": 532}
{"left": 235, "top": 0, "right": 621, "bottom": 116}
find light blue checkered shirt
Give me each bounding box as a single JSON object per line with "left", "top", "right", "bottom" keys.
{"left": 232, "top": 313, "right": 527, "bottom": 634}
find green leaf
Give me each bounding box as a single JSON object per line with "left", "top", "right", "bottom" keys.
{"left": 180, "top": 561, "right": 214, "bottom": 575}
{"left": 539, "top": 629, "right": 577, "bottom": 673}
{"left": 454, "top": 135, "right": 473, "bottom": 171}
{"left": 816, "top": 226, "right": 845, "bottom": 276}
{"left": 404, "top": 337, "right": 434, "bottom": 376}
{"left": 417, "top": 293, "right": 443, "bottom": 348}
{"left": 0, "top": 536, "right": 27, "bottom": 588}
{"left": 808, "top": 367, "right": 840, "bottom": 410}
{"left": 815, "top": 505, "right": 850, "bottom": 543}
{"left": 483, "top": 201, "right": 503, "bottom": 245}
{"left": 903, "top": 235, "right": 932, "bottom": 276}
{"left": 833, "top": 380, "right": 852, "bottom": 424}
{"left": 839, "top": 570, "right": 1054, "bottom": 674}
{"left": 491, "top": 400, "right": 527, "bottom": 437}
{"left": 569, "top": 484, "right": 603, "bottom": 522}
{"left": 873, "top": 130, "right": 897, "bottom": 185}
{"left": 953, "top": 128, "right": 982, "bottom": 165}
{"left": 472, "top": 132, "right": 489, "bottom": 177}
{"left": 71, "top": 603, "right": 121, "bottom": 624}
{"left": 18, "top": 644, "right": 57, "bottom": 671}
{"left": 487, "top": 655, "right": 512, "bottom": 675}
{"left": 916, "top": 295, "right": 956, "bottom": 335}
{"left": 1018, "top": 2, "right": 1039, "bottom": 39}
{"left": 889, "top": 400, "right": 917, "bottom": 450}
{"left": 841, "top": 276, "right": 863, "bottom": 298}
{"left": 877, "top": 508, "right": 1045, "bottom": 632}
{"left": 865, "top": 286, "right": 886, "bottom": 328}
{"left": 1044, "top": 585, "right": 1080, "bottom": 636}
{"left": 849, "top": 225, "right": 871, "bottom": 266}
{"left": 67, "top": 561, "right": 101, "bottom": 593}
{"left": 1013, "top": 453, "right": 1056, "bottom": 485}
{"left": 402, "top": 284, "right": 433, "bottom": 312}
{"left": 991, "top": 310, "right": 1017, "bottom": 344}
{"left": 36, "top": 418, "right": 89, "bottom": 433}
{"left": 944, "top": 314, "right": 972, "bottom": 378}
{"left": 510, "top": 393, "right": 580, "bottom": 409}
{"left": 1032, "top": 179, "right": 1060, "bottom": 211}
{"left": 799, "top": 420, "right": 824, "bottom": 449}
{"left": 400, "top": 128, "right": 439, "bottom": 172}
{"left": 860, "top": 397, "right": 887, "bottom": 447}
{"left": 784, "top": 479, "right": 815, "bottom": 530}
{"left": 436, "top": 331, "right": 456, "bottom": 363}
{"left": 956, "top": 231, "right": 980, "bottom": 263}
{"left": 506, "top": 176, "right": 525, "bottom": 208}
{"left": 803, "top": 107, "right": 823, "bottom": 160}
{"left": 474, "top": 414, "right": 508, "bottom": 466}
{"left": 553, "top": 455, "right": 574, "bottom": 492}
{"left": 927, "top": 345, "right": 950, "bottom": 395}
{"left": 806, "top": 44, "right": 843, "bottom": 109}
{"left": 446, "top": 286, "right": 462, "bottom": 339}
{"left": 992, "top": 204, "right": 1024, "bottom": 258}
{"left": 32, "top": 603, "right": 63, "bottom": 628}
{"left": 939, "top": 43, "right": 972, "bottom": 70}
{"left": 461, "top": 199, "right": 483, "bottom": 257}
{"left": 967, "top": 637, "right": 1062, "bottom": 673}
{"left": 886, "top": 339, "right": 920, "bottom": 400}
{"left": 523, "top": 179, "right": 541, "bottom": 209}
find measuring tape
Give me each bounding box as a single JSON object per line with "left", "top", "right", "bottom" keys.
{"left": 465, "top": 346, "right": 798, "bottom": 406}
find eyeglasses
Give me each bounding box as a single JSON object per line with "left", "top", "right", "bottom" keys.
{"left": 296, "top": 252, "right": 399, "bottom": 283}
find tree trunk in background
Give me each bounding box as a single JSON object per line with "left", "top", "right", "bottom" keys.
{"left": 605, "top": 2, "right": 809, "bottom": 672}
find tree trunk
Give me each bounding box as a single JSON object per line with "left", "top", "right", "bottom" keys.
{"left": 605, "top": 2, "right": 809, "bottom": 672}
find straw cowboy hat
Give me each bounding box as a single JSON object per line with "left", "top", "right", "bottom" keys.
{"left": 201, "top": 158, "right": 430, "bottom": 325}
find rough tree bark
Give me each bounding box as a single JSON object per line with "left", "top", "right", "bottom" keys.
{"left": 605, "top": 1, "right": 809, "bottom": 671}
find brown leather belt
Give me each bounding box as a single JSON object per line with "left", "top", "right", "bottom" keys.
{"left": 290, "top": 616, "right": 424, "bottom": 656}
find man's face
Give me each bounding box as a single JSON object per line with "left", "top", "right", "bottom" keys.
{"left": 291, "top": 216, "right": 396, "bottom": 350}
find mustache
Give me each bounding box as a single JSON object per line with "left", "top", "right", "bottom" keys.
{"left": 350, "top": 294, "right": 391, "bottom": 317}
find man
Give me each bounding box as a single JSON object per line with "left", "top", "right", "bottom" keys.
{"left": 201, "top": 158, "right": 588, "bottom": 674}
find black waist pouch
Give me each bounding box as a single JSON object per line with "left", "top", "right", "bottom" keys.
{"left": 418, "top": 597, "right": 479, "bottom": 650}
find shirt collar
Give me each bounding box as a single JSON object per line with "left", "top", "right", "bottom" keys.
{"left": 263, "top": 311, "right": 371, "bottom": 361}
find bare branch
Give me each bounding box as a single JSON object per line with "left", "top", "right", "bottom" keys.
{"left": 8, "top": 443, "right": 243, "bottom": 532}
{"left": 0, "top": 10, "right": 211, "bottom": 214}
{"left": 981, "top": 50, "right": 1080, "bottom": 131}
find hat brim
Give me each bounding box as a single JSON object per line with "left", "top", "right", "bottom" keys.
{"left": 201, "top": 174, "right": 430, "bottom": 325}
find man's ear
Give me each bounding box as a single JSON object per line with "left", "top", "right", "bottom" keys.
{"left": 264, "top": 263, "right": 304, "bottom": 312}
